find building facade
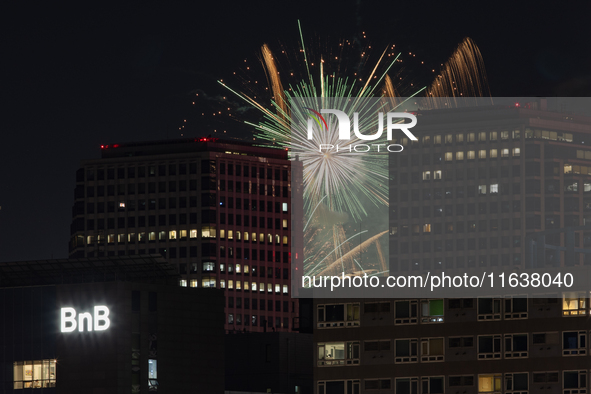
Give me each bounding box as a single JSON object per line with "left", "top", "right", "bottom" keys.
{"left": 0, "top": 256, "right": 225, "bottom": 394}
{"left": 313, "top": 102, "right": 591, "bottom": 393}
{"left": 68, "top": 138, "right": 299, "bottom": 332}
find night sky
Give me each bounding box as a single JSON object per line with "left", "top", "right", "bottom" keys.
{"left": 2, "top": 1, "right": 590, "bottom": 262}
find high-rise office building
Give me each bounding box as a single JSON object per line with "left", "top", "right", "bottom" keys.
{"left": 313, "top": 102, "right": 591, "bottom": 394}
{"left": 69, "top": 138, "right": 300, "bottom": 333}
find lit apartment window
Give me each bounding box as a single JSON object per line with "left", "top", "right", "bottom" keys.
{"left": 203, "top": 262, "right": 215, "bottom": 272}
{"left": 13, "top": 360, "right": 57, "bottom": 389}
{"left": 456, "top": 133, "right": 464, "bottom": 142}
{"left": 201, "top": 225, "right": 216, "bottom": 238}
{"left": 189, "top": 279, "right": 198, "bottom": 288}
{"left": 108, "top": 234, "right": 115, "bottom": 244}
{"left": 433, "top": 135, "right": 441, "bottom": 145}
{"left": 148, "top": 359, "right": 158, "bottom": 390}
{"left": 267, "top": 283, "right": 272, "bottom": 293}
{"left": 179, "top": 230, "right": 187, "bottom": 239}
{"left": 490, "top": 184, "right": 499, "bottom": 194}
{"left": 445, "top": 134, "right": 453, "bottom": 144}
{"left": 282, "top": 203, "right": 288, "bottom": 212}
{"left": 243, "top": 281, "right": 249, "bottom": 290}
{"left": 477, "top": 335, "right": 501, "bottom": 359}
{"left": 395, "top": 339, "right": 418, "bottom": 363}
{"left": 317, "top": 342, "right": 360, "bottom": 366}
{"left": 479, "top": 374, "right": 501, "bottom": 393}
{"left": 423, "top": 224, "right": 431, "bottom": 233}
{"left": 317, "top": 303, "right": 360, "bottom": 328}
{"left": 395, "top": 377, "right": 418, "bottom": 394}
{"left": 219, "top": 279, "right": 226, "bottom": 289}
{"left": 201, "top": 277, "right": 216, "bottom": 288}
{"left": 434, "top": 170, "right": 442, "bottom": 180}
{"left": 169, "top": 230, "right": 177, "bottom": 240}
{"left": 259, "top": 282, "right": 264, "bottom": 292}
{"left": 237, "top": 231, "right": 242, "bottom": 241}
{"left": 501, "top": 148, "right": 510, "bottom": 157}
{"left": 467, "top": 133, "right": 475, "bottom": 142}
{"left": 179, "top": 279, "right": 187, "bottom": 287}
{"left": 235, "top": 264, "right": 241, "bottom": 273}
{"left": 490, "top": 149, "right": 498, "bottom": 158}
{"left": 282, "top": 236, "right": 288, "bottom": 245}
{"left": 562, "top": 331, "right": 587, "bottom": 355}
{"left": 513, "top": 147, "right": 521, "bottom": 157}
{"left": 456, "top": 151, "right": 464, "bottom": 160}
{"left": 504, "top": 334, "right": 528, "bottom": 358}
{"left": 421, "top": 377, "right": 444, "bottom": 394}
{"left": 251, "top": 282, "right": 257, "bottom": 291}
{"left": 243, "top": 265, "right": 249, "bottom": 274}
{"left": 220, "top": 229, "right": 225, "bottom": 239}
{"left": 228, "top": 230, "right": 233, "bottom": 240}
{"left": 421, "top": 299, "right": 444, "bottom": 322}
{"left": 563, "top": 371, "right": 587, "bottom": 394}
{"left": 478, "top": 298, "right": 501, "bottom": 320}
{"left": 467, "top": 151, "right": 475, "bottom": 160}
{"left": 228, "top": 280, "right": 234, "bottom": 289}
{"left": 504, "top": 373, "right": 528, "bottom": 394}
{"left": 489, "top": 131, "right": 497, "bottom": 140}
{"left": 244, "top": 232, "right": 250, "bottom": 241}
{"left": 128, "top": 233, "right": 136, "bottom": 242}
{"left": 421, "top": 338, "right": 444, "bottom": 361}
{"left": 275, "top": 234, "right": 280, "bottom": 244}
{"left": 478, "top": 185, "right": 487, "bottom": 195}
{"left": 228, "top": 314, "right": 233, "bottom": 324}
{"left": 563, "top": 292, "right": 587, "bottom": 316}
{"left": 283, "top": 285, "right": 288, "bottom": 294}
{"left": 395, "top": 300, "right": 418, "bottom": 324}
{"left": 275, "top": 284, "right": 280, "bottom": 293}
{"left": 445, "top": 152, "right": 453, "bottom": 161}
{"left": 423, "top": 171, "right": 431, "bottom": 180}
{"left": 478, "top": 150, "right": 487, "bottom": 159}
{"left": 138, "top": 232, "right": 146, "bottom": 242}
{"left": 236, "top": 281, "right": 242, "bottom": 290}
{"left": 500, "top": 130, "right": 509, "bottom": 140}
{"left": 504, "top": 296, "right": 527, "bottom": 319}
{"left": 148, "top": 232, "right": 156, "bottom": 241}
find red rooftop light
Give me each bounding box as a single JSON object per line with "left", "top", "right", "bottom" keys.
{"left": 197, "top": 137, "right": 219, "bottom": 142}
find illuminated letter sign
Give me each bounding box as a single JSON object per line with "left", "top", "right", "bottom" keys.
{"left": 60, "top": 306, "right": 111, "bottom": 333}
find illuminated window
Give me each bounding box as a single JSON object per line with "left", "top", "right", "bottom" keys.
{"left": 445, "top": 134, "right": 453, "bottom": 144}
{"left": 478, "top": 132, "right": 486, "bottom": 141}
{"left": 228, "top": 280, "right": 234, "bottom": 289}
{"left": 13, "top": 360, "right": 56, "bottom": 389}
{"left": 138, "top": 232, "right": 146, "bottom": 241}
{"left": 228, "top": 230, "right": 233, "bottom": 240}
{"left": 283, "top": 236, "right": 288, "bottom": 245}
{"left": 169, "top": 230, "right": 177, "bottom": 240}
{"left": 128, "top": 233, "right": 136, "bottom": 242}
{"left": 275, "top": 284, "right": 280, "bottom": 293}
{"left": 478, "top": 150, "right": 486, "bottom": 159}
{"left": 237, "top": 231, "right": 241, "bottom": 241}
{"left": 421, "top": 338, "right": 444, "bottom": 362}
{"left": 276, "top": 234, "right": 280, "bottom": 244}
{"left": 202, "top": 262, "right": 215, "bottom": 272}
{"left": 220, "top": 229, "right": 225, "bottom": 239}
{"left": 423, "top": 135, "right": 431, "bottom": 144}
{"left": 259, "top": 233, "right": 264, "bottom": 243}
{"left": 489, "top": 149, "right": 497, "bottom": 158}
{"left": 283, "top": 285, "right": 288, "bottom": 294}
{"left": 244, "top": 232, "right": 250, "bottom": 241}
{"left": 148, "top": 232, "right": 156, "bottom": 241}
{"left": 501, "top": 148, "right": 509, "bottom": 157}
{"left": 478, "top": 185, "right": 487, "bottom": 195}
{"left": 108, "top": 234, "right": 115, "bottom": 244}
{"left": 456, "top": 133, "right": 464, "bottom": 142}
{"left": 489, "top": 131, "right": 497, "bottom": 141}
{"left": 283, "top": 219, "right": 288, "bottom": 229}
{"left": 500, "top": 131, "right": 509, "bottom": 140}
{"left": 251, "top": 232, "right": 256, "bottom": 242}
{"left": 423, "top": 224, "right": 431, "bottom": 233}
{"left": 148, "top": 359, "right": 158, "bottom": 390}
{"left": 220, "top": 279, "right": 226, "bottom": 289}
{"left": 444, "top": 152, "right": 453, "bottom": 161}
{"left": 201, "top": 225, "right": 216, "bottom": 238}
{"left": 317, "top": 342, "right": 360, "bottom": 366}
{"left": 243, "top": 265, "right": 249, "bottom": 274}
{"left": 251, "top": 282, "right": 257, "bottom": 291}
{"left": 456, "top": 151, "right": 464, "bottom": 160}
{"left": 467, "top": 133, "right": 475, "bottom": 142}
{"left": 282, "top": 203, "right": 288, "bottom": 212}
{"left": 478, "top": 374, "right": 501, "bottom": 393}
{"left": 513, "top": 148, "right": 520, "bottom": 157}
{"left": 433, "top": 135, "right": 441, "bottom": 145}
{"left": 190, "top": 280, "right": 198, "bottom": 288}
{"left": 244, "top": 281, "right": 249, "bottom": 290}
{"left": 434, "top": 170, "right": 442, "bottom": 180}
{"left": 467, "top": 151, "right": 475, "bottom": 160}
{"left": 87, "top": 235, "right": 95, "bottom": 244}
{"left": 179, "top": 279, "right": 187, "bottom": 287}
{"left": 236, "top": 281, "right": 242, "bottom": 290}
{"left": 268, "top": 234, "right": 273, "bottom": 244}
{"left": 267, "top": 283, "right": 272, "bottom": 293}
{"left": 179, "top": 230, "right": 187, "bottom": 239}
{"left": 259, "top": 282, "right": 264, "bottom": 292}
{"left": 422, "top": 171, "right": 431, "bottom": 180}
{"left": 421, "top": 299, "right": 444, "bottom": 322}
{"left": 563, "top": 292, "right": 587, "bottom": 316}
{"left": 235, "top": 264, "right": 241, "bottom": 273}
